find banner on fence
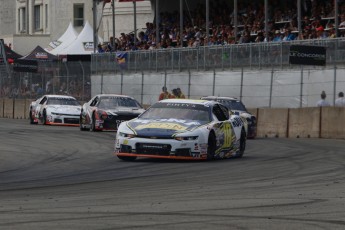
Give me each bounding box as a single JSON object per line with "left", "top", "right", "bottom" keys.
{"left": 289, "top": 45, "right": 326, "bottom": 66}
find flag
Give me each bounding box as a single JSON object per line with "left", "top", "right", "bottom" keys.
{"left": 116, "top": 52, "right": 128, "bottom": 69}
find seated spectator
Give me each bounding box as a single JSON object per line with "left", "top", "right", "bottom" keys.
{"left": 282, "top": 29, "right": 295, "bottom": 41}
{"left": 273, "top": 30, "right": 283, "bottom": 41}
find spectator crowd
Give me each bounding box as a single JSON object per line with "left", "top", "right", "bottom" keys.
{"left": 97, "top": 0, "right": 345, "bottom": 52}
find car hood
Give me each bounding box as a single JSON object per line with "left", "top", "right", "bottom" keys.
{"left": 102, "top": 107, "right": 145, "bottom": 115}
{"left": 127, "top": 118, "right": 204, "bottom": 138}
{"left": 48, "top": 105, "right": 81, "bottom": 115}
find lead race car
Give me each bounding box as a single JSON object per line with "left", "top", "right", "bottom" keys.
{"left": 115, "top": 99, "right": 247, "bottom": 161}
{"left": 29, "top": 95, "right": 81, "bottom": 126}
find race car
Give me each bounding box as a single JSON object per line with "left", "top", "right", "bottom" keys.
{"left": 201, "top": 96, "right": 257, "bottom": 138}
{"left": 115, "top": 99, "right": 247, "bottom": 161}
{"left": 29, "top": 95, "right": 81, "bottom": 126}
{"left": 80, "top": 94, "right": 145, "bottom": 131}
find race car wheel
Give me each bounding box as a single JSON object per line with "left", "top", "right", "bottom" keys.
{"left": 238, "top": 129, "right": 246, "bottom": 158}
{"left": 42, "top": 110, "right": 47, "bottom": 125}
{"left": 117, "top": 155, "right": 137, "bottom": 161}
{"left": 90, "top": 114, "right": 99, "bottom": 132}
{"left": 79, "top": 114, "right": 89, "bottom": 131}
{"left": 29, "top": 110, "right": 36, "bottom": 124}
{"left": 207, "top": 132, "right": 216, "bottom": 160}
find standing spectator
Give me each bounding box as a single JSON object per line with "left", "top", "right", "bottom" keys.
{"left": 335, "top": 92, "right": 345, "bottom": 107}
{"left": 46, "top": 79, "right": 52, "bottom": 94}
{"left": 316, "top": 90, "right": 330, "bottom": 107}
{"left": 176, "top": 88, "right": 186, "bottom": 99}
{"left": 158, "top": 86, "right": 171, "bottom": 101}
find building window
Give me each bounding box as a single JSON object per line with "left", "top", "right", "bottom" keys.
{"left": 19, "top": 7, "right": 26, "bottom": 32}
{"left": 34, "top": 5, "right": 41, "bottom": 30}
{"left": 45, "top": 4, "right": 48, "bottom": 29}
{"left": 74, "top": 4, "right": 84, "bottom": 27}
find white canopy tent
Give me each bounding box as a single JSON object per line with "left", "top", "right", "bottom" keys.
{"left": 46, "top": 22, "right": 79, "bottom": 55}
{"left": 56, "top": 21, "right": 103, "bottom": 55}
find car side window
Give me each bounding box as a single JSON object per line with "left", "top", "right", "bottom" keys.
{"left": 39, "top": 97, "right": 47, "bottom": 105}
{"left": 90, "top": 97, "right": 99, "bottom": 106}
{"left": 219, "top": 104, "right": 230, "bottom": 120}
{"left": 212, "top": 104, "right": 228, "bottom": 121}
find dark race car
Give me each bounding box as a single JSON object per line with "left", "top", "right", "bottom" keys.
{"left": 201, "top": 96, "right": 257, "bottom": 138}
{"left": 80, "top": 94, "right": 145, "bottom": 131}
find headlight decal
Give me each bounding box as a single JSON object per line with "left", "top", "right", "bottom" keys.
{"left": 125, "top": 122, "right": 137, "bottom": 135}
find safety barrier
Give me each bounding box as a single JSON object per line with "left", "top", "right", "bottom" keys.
{"left": 0, "top": 99, "right": 344, "bottom": 139}
{"left": 255, "top": 107, "right": 345, "bottom": 139}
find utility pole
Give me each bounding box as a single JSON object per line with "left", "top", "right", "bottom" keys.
{"left": 93, "top": 0, "right": 98, "bottom": 53}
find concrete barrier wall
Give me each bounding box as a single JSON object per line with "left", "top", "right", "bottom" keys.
{"left": 25, "top": 99, "right": 32, "bottom": 119}
{"left": 288, "top": 108, "right": 321, "bottom": 138}
{"left": 13, "top": 99, "right": 26, "bottom": 119}
{"left": 321, "top": 107, "right": 345, "bottom": 139}
{"left": 257, "top": 108, "right": 288, "bottom": 138}
{"left": 3, "top": 99, "right": 14, "bottom": 118}
{"left": 1, "top": 98, "right": 345, "bottom": 139}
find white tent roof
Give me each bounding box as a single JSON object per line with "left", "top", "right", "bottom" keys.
{"left": 57, "top": 21, "right": 103, "bottom": 55}
{"left": 46, "top": 22, "right": 78, "bottom": 55}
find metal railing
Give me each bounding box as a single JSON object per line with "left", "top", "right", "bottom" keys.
{"left": 92, "top": 38, "right": 345, "bottom": 74}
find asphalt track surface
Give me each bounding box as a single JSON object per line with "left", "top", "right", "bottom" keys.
{"left": 0, "top": 118, "right": 345, "bottom": 230}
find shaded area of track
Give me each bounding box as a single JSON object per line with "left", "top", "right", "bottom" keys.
{"left": 0, "top": 118, "right": 345, "bottom": 229}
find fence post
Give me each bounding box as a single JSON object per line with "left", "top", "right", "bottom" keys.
{"left": 212, "top": 69, "right": 216, "bottom": 96}
{"left": 141, "top": 72, "right": 144, "bottom": 105}
{"left": 280, "top": 42, "right": 283, "bottom": 69}
{"left": 240, "top": 67, "right": 244, "bottom": 101}
{"left": 333, "top": 64, "right": 337, "bottom": 106}
{"left": 79, "top": 61, "right": 85, "bottom": 101}
{"left": 250, "top": 44, "right": 252, "bottom": 70}
{"left": 120, "top": 72, "right": 123, "bottom": 95}
{"left": 188, "top": 70, "right": 191, "bottom": 99}
{"left": 269, "top": 68, "right": 274, "bottom": 108}
{"left": 101, "top": 73, "right": 103, "bottom": 94}
{"left": 300, "top": 65, "right": 304, "bottom": 108}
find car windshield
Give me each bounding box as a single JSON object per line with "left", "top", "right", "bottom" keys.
{"left": 47, "top": 98, "right": 80, "bottom": 106}
{"left": 216, "top": 99, "right": 246, "bottom": 111}
{"left": 140, "top": 104, "right": 211, "bottom": 123}
{"left": 98, "top": 97, "right": 142, "bottom": 109}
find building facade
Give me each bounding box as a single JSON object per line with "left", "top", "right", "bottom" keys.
{"left": 0, "top": 0, "right": 153, "bottom": 55}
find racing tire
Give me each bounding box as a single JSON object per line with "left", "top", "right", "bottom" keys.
{"left": 29, "top": 110, "right": 36, "bottom": 124}
{"left": 238, "top": 129, "right": 246, "bottom": 158}
{"left": 90, "top": 114, "right": 99, "bottom": 132}
{"left": 117, "top": 155, "right": 137, "bottom": 161}
{"left": 79, "top": 114, "right": 89, "bottom": 131}
{"left": 207, "top": 132, "right": 216, "bottom": 160}
{"left": 42, "top": 110, "right": 47, "bottom": 125}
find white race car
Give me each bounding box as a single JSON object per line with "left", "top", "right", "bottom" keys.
{"left": 29, "top": 95, "right": 81, "bottom": 126}
{"left": 115, "top": 99, "right": 247, "bottom": 161}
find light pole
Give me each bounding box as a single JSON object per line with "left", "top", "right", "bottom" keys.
{"left": 93, "top": 0, "right": 98, "bottom": 53}
{"left": 112, "top": 0, "right": 115, "bottom": 49}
